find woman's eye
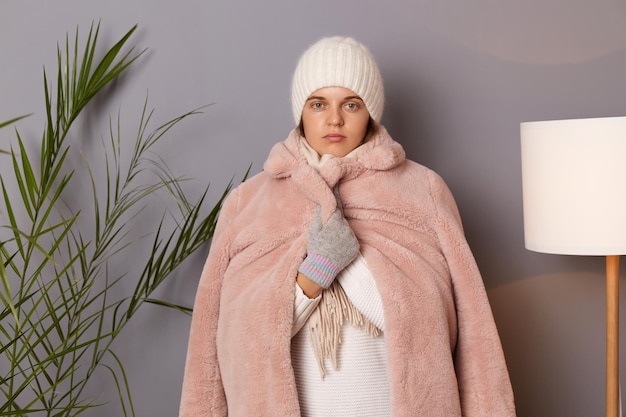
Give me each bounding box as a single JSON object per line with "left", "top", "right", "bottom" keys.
{"left": 345, "top": 102, "right": 359, "bottom": 110}
{"left": 312, "top": 102, "right": 324, "bottom": 109}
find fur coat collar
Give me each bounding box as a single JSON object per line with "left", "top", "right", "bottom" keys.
{"left": 179, "top": 127, "right": 516, "bottom": 416}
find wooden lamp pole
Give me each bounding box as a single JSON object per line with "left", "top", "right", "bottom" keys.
{"left": 606, "top": 255, "right": 620, "bottom": 417}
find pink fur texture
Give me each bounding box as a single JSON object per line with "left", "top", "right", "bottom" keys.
{"left": 178, "top": 127, "right": 516, "bottom": 416}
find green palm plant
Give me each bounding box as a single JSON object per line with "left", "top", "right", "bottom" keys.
{"left": 0, "top": 23, "right": 237, "bottom": 416}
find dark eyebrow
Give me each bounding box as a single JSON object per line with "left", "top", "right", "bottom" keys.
{"left": 305, "top": 95, "right": 364, "bottom": 102}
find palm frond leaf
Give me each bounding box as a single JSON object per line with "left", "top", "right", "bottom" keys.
{"left": 0, "top": 22, "right": 241, "bottom": 416}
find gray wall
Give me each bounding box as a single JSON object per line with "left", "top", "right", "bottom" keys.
{"left": 3, "top": 1, "right": 626, "bottom": 416}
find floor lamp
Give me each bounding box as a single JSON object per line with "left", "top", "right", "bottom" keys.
{"left": 521, "top": 116, "right": 626, "bottom": 417}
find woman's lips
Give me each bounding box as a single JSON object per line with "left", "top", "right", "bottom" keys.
{"left": 324, "top": 133, "right": 345, "bottom": 143}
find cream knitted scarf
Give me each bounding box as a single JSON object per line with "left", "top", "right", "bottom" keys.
{"left": 308, "top": 280, "right": 381, "bottom": 378}
{"left": 300, "top": 137, "right": 381, "bottom": 378}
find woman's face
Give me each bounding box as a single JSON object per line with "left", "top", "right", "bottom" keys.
{"left": 300, "top": 86, "right": 370, "bottom": 157}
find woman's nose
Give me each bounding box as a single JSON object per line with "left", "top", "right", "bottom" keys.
{"left": 327, "top": 107, "right": 344, "bottom": 126}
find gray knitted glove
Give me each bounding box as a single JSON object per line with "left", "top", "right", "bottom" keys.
{"left": 298, "top": 206, "right": 360, "bottom": 288}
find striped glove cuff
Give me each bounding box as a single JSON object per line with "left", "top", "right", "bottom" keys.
{"left": 298, "top": 253, "right": 340, "bottom": 289}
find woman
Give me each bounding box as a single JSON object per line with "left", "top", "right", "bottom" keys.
{"left": 179, "top": 36, "right": 516, "bottom": 416}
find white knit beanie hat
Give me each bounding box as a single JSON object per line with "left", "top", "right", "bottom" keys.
{"left": 291, "top": 36, "right": 384, "bottom": 124}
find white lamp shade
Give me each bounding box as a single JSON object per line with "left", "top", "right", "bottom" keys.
{"left": 521, "top": 116, "right": 626, "bottom": 255}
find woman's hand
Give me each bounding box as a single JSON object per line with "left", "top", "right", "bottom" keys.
{"left": 296, "top": 272, "right": 324, "bottom": 299}
{"left": 298, "top": 205, "right": 360, "bottom": 290}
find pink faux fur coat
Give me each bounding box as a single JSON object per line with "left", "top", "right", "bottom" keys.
{"left": 179, "top": 126, "right": 516, "bottom": 416}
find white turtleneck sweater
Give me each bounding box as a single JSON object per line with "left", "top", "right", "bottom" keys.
{"left": 290, "top": 139, "right": 391, "bottom": 416}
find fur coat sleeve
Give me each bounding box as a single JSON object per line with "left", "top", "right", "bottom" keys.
{"left": 177, "top": 184, "right": 238, "bottom": 416}
{"left": 178, "top": 127, "right": 516, "bottom": 417}
{"left": 428, "top": 169, "right": 516, "bottom": 415}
